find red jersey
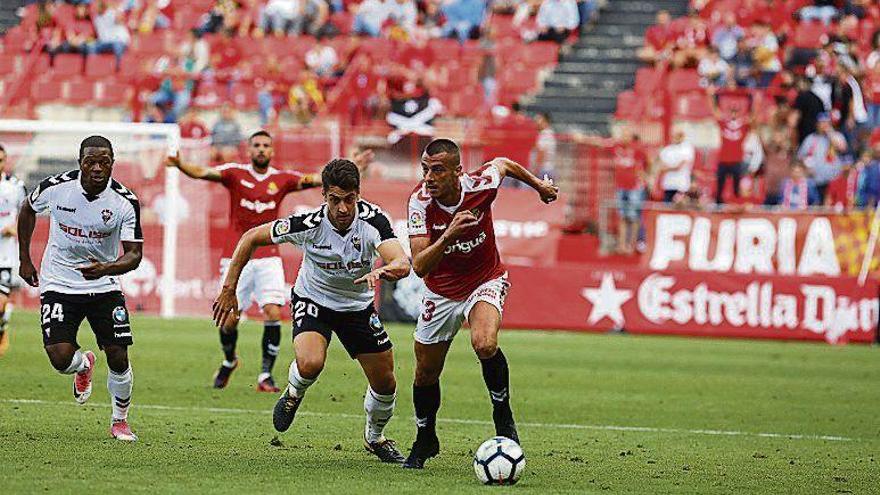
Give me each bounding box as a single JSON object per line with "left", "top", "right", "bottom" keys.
{"left": 408, "top": 164, "right": 506, "bottom": 300}
{"left": 180, "top": 120, "right": 208, "bottom": 139}
{"left": 612, "top": 144, "right": 647, "bottom": 190}
{"left": 217, "top": 163, "right": 303, "bottom": 259}
{"left": 866, "top": 72, "right": 880, "bottom": 104}
{"left": 717, "top": 117, "right": 749, "bottom": 163}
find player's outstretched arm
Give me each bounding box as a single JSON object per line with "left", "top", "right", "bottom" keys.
{"left": 213, "top": 223, "right": 273, "bottom": 327}
{"left": 410, "top": 211, "right": 480, "bottom": 277}
{"left": 165, "top": 153, "right": 222, "bottom": 182}
{"left": 489, "top": 157, "right": 559, "bottom": 204}
{"left": 78, "top": 242, "right": 143, "bottom": 280}
{"left": 297, "top": 149, "right": 374, "bottom": 190}
{"left": 354, "top": 239, "right": 411, "bottom": 289}
{"left": 17, "top": 202, "right": 38, "bottom": 287}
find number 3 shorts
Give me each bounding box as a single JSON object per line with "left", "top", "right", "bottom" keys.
{"left": 414, "top": 273, "right": 510, "bottom": 345}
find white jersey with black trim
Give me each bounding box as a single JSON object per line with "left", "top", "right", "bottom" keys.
{"left": 28, "top": 170, "right": 142, "bottom": 294}
{"left": 270, "top": 200, "right": 399, "bottom": 311}
{"left": 0, "top": 173, "right": 27, "bottom": 268}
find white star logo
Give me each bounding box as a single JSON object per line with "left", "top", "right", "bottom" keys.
{"left": 581, "top": 273, "right": 633, "bottom": 327}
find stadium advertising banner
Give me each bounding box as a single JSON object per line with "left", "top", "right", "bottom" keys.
{"left": 503, "top": 265, "right": 879, "bottom": 344}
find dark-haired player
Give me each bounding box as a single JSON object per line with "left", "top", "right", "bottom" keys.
{"left": 402, "top": 139, "right": 558, "bottom": 468}
{"left": 214, "top": 159, "right": 411, "bottom": 463}
{"left": 166, "top": 131, "right": 372, "bottom": 392}
{"left": 18, "top": 135, "right": 143, "bottom": 441}
{"left": 0, "top": 144, "right": 27, "bottom": 356}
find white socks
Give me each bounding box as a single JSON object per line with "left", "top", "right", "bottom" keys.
{"left": 364, "top": 386, "right": 396, "bottom": 443}
{"left": 61, "top": 350, "right": 90, "bottom": 375}
{"left": 286, "top": 360, "right": 315, "bottom": 398}
{"left": 107, "top": 367, "right": 133, "bottom": 421}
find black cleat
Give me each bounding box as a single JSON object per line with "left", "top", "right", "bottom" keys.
{"left": 212, "top": 359, "right": 239, "bottom": 389}
{"left": 272, "top": 393, "right": 302, "bottom": 432}
{"left": 402, "top": 437, "right": 440, "bottom": 469}
{"left": 494, "top": 405, "right": 520, "bottom": 444}
{"left": 365, "top": 437, "right": 405, "bottom": 464}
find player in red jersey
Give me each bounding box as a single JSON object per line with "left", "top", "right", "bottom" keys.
{"left": 165, "top": 131, "right": 371, "bottom": 392}
{"left": 402, "top": 139, "right": 558, "bottom": 469}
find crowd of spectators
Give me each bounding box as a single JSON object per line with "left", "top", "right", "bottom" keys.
{"left": 621, "top": 0, "right": 880, "bottom": 221}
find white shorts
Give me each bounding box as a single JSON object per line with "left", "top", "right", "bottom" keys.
{"left": 414, "top": 273, "right": 510, "bottom": 345}
{"left": 219, "top": 257, "right": 286, "bottom": 311}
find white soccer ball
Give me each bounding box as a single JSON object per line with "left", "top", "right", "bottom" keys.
{"left": 473, "top": 436, "right": 525, "bottom": 485}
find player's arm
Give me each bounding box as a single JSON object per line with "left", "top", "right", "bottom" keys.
{"left": 354, "top": 240, "right": 411, "bottom": 289}
{"left": 489, "top": 157, "right": 558, "bottom": 204}
{"left": 165, "top": 152, "right": 222, "bottom": 182}
{"left": 410, "top": 211, "right": 480, "bottom": 277}
{"left": 213, "top": 223, "right": 274, "bottom": 327}
{"left": 78, "top": 242, "right": 143, "bottom": 280}
{"left": 17, "top": 201, "right": 38, "bottom": 287}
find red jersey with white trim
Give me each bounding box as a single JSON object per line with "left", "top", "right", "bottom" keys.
{"left": 218, "top": 163, "right": 303, "bottom": 258}
{"left": 408, "top": 164, "right": 505, "bottom": 300}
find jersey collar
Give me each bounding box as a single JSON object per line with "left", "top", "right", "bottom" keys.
{"left": 248, "top": 164, "right": 276, "bottom": 181}
{"left": 77, "top": 176, "right": 111, "bottom": 201}
{"left": 436, "top": 177, "right": 466, "bottom": 214}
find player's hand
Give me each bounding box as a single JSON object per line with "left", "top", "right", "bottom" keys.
{"left": 165, "top": 152, "right": 181, "bottom": 169}
{"left": 0, "top": 225, "right": 14, "bottom": 237}
{"left": 354, "top": 267, "right": 386, "bottom": 289}
{"left": 353, "top": 148, "right": 375, "bottom": 172}
{"left": 444, "top": 211, "right": 480, "bottom": 240}
{"left": 19, "top": 259, "right": 38, "bottom": 287}
{"left": 537, "top": 174, "right": 559, "bottom": 204}
{"left": 213, "top": 285, "right": 239, "bottom": 329}
{"left": 77, "top": 260, "right": 108, "bottom": 280}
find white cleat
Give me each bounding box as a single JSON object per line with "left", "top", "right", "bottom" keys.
{"left": 73, "top": 351, "right": 96, "bottom": 405}
{"left": 110, "top": 420, "right": 138, "bottom": 442}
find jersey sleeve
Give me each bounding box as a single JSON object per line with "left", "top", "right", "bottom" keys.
{"left": 470, "top": 163, "right": 503, "bottom": 190}
{"left": 283, "top": 170, "right": 304, "bottom": 193}
{"left": 121, "top": 199, "right": 144, "bottom": 242}
{"left": 362, "top": 206, "right": 397, "bottom": 249}
{"left": 28, "top": 177, "right": 56, "bottom": 213}
{"left": 407, "top": 191, "right": 428, "bottom": 237}
{"left": 270, "top": 209, "right": 321, "bottom": 246}
{"left": 216, "top": 163, "right": 238, "bottom": 188}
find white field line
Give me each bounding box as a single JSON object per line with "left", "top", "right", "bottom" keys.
{"left": 1, "top": 398, "right": 856, "bottom": 442}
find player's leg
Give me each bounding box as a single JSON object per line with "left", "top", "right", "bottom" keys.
{"left": 213, "top": 258, "right": 251, "bottom": 388}
{"left": 403, "top": 291, "right": 462, "bottom": 469}
{"left": 274, "top": 295, "right": 332, "bottom": 432}
{"left": 255, "top": 257, "right": 287, "bottom": 392}
{"left": 40, "top": 292, "right": 94, "bottom": 403}
{"left": 0, "top": 287, "right": 9, "bottom": 356}
{"left": 466, "top": 274, "right": 518, "bottom": 443}
{"left": 87, "top": 292, "right": 137, "bottom": 441}
{"left": 339, "top": 308, "right": 402, "bottom": 463}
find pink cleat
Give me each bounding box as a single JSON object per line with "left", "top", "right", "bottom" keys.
{"left": 73, "top": 351, "right": 96, "bottom": 405}
{"left": 110, "top": 420, "right": 138, "bottom": 442}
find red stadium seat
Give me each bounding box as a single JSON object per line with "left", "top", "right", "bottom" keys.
{"left": 85, "top": 54, "right": 116, "bottom": 78}
{"left": 173, "top": 7, "right": 203, "bottom": 30}
{"left": 614, "top": 91, "right": 642, "bottom": 120}
{"left": 673, "top": 93, "right": 712, "bottom": 119}
{"left": 30, "top": 80, "right": 63, "bottom": 103}
{"left": 666, "top": 69, "right": 701, "bottom": 94}
{"left": 134, "top": 32, "right": 168, "bottom": 55}
{"left": 330, "top": 12, "right": 354, "bottom": 34}
{"left": 95, "top": 81, "right": 130, "bottom": 106}
{"left": 52, "top": 54, "right": 84, "bottom": 78}
{"left": 523, "top": 42, "right": 558, "bottom": 67}
{"left": 634, "top": 67, "right": 664, "bottom": 95}
{"left": 230, "top": 83, "right": 260, "bottom": 110}
{"left": 488, "top": 14, "right": 518, "bottom": 40}
{"left": 66, "top": 80, "right": 95, "bottom": 105}
{"left": 449, "top": 88, "right": 485, "bottom": 117}
{"left": 792, "top": 22, "right": 828, "bottom": 49}
{"left": 0, "top": 27, "right": 29, "bottom": 52}
{"left": 0, "top": 54, "right": 19, "bottom": 74}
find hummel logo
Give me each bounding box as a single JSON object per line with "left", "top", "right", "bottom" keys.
{"left": 490, "top": 388, "right": 509, "bottom": 402}
{"left": 432, "top": 223, "right": 447, "bottom": 230}
{"left": 56, "top": 205, "right": 76, "bottom": 212}
{"left": 312, "top": 243, "right": 332, "bottom": 249}
{"left": 240, "top": 180, "right": 255, "bottom": 188}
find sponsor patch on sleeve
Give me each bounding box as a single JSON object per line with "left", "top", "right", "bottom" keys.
{"left": 273, "top": 218, "right": 291, "bottom": 238}
{"left": 409, "top": 211, "right": 425, "bottom": 230}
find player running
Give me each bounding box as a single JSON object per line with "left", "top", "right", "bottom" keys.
{"left": 18, "top": 136, "right": 143, "bottom": 441}
{"left": 213, "top": 159, "right": 411, "bottom": 463}
{"left": 0, "top": 144, "right": 27, "bottom": 356}
{"left": 402, "top": 139, "right": 558, "bottom": 469}
{"left": 165, "top": 131, "right": 371, "bottom": 392}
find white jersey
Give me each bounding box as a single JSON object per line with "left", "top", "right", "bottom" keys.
{"left": 269, "top": 200, "right": 398, "bottom": 312}
{"left": 0, "top": 173, "right": 27, "bottom": 268}
{"left": 28, "top": 170, "right": 143, "bottom": 294}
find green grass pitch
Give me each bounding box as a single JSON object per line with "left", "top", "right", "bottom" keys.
{"left": 1, "top": 310, "right": 878, "bottom": 494}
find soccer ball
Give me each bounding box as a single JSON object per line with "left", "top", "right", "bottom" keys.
{"left": 472, "top": 436, "right": 525, "bottom": 485}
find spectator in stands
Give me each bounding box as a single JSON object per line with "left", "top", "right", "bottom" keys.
{"left": 866, "top": 61, "right": 880, "bottom": 130}
{"left": 858, "top": 150, "right": 880, "bottom": 208}
{"left": 198, "top": 0, "right": 245, "bottom": 35}
{"left": 181, "top": 29, "right": 211, "bottom": 75}
{"left": 421, "top": 0, "right": 446, "bottom": 37}
{"left": 612, "top": 131, "right": 647, "bottom": 254}
{"left": 261, "top": 0, "right": 330, "bottom": 37}
{"left": 288, "top": 69, "right": 325, "bottom": 123}
{"left": 779, "top": 162, "right": 820, "bottom": 210}
{"left": 638, "top": 10, "right": 673, "bottom": 65}
{"left": 533, "top": 113, "right": 557, "bottom": 180}
{"left": 440, "top": 0, "right": 487, "bottom": 42}
{"left": 576, "top": 0, "right": 597, "bottom": 33}
{"left": 352, "top": 0, "right": 392, "bottom": 37}
{"left": 866, "top": 30, "right": 880, "bottom": 70}
{"left": 793, "top": 76, "right": 826, "bottom": 145}
{"left": 535, "top": 0, "right": 578, "bottom": 44}
{"left": 211, "top": 104, "right": 244, "bottom": 163}
{"left": 89, "top": 0, "right": 131, "bottom": 70}
{"left": 698, "top": 47, "right": 730, "bottom": 86}
{"left": 129, "top": 0, "right": 175, "bottom": 33}
{"left": 797, "top": 112, "right": 848, "bottom": 200}
{"left": 729, "top": 37, "right": 756, "bottom": 88}
{"left": 305, "top": 39, "right": 340, "bottom": 78}
{"left": 47, "top": 2, "right": 95, "bottom": 65}
{"left": 711, "top": 12, "right": 744, "bottom": 61}
{"left": 179, "top": 108, "right": 210, "bottom": 140}
{"left": 387, "top": 0, "right": 419, "bottom": 36}
{"left": 749, "top": 20, "right": 781, "bottom": 87}
{"left": 825, "top": 159, "right": 864, "bottom": 211}
{"left": 656, "top": 129, "right": 695, "bottom": 203}
{"left": 672, "top": 10, "right": 708, "bottom": 68}
{"left": 834, "top": 65, "right": 869, "bottom": 152}
{"left": 799, "top": 0, "right": 839, "bottom": 25}
{"left": 760, "top": 99, "right": 797, "bottom": 204}
{"left": 708, "top": 86, "right": 755, "bottom": 204}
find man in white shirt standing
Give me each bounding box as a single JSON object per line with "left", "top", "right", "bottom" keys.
{"left": 18, "top": 136, "right": 143, "bottom": 442}
{"left": 536, "top": 0, "right": 579, "bottom": 44}
{"left": 0, "top": 144, "right": 26, "bottom": 357}
{"left": 657, "top": 130, "right": 696, "bottom": 203}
